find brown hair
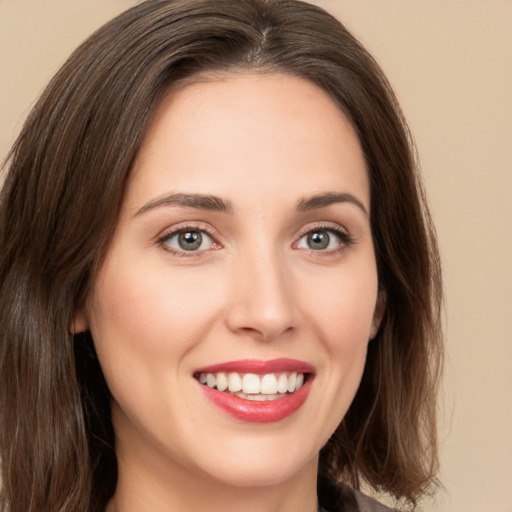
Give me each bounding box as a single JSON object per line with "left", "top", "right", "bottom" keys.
{"left": 0, "top": 0, "right": 443, "bottom": 510}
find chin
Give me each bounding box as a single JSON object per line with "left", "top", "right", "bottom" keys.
{"left": 184, "top": 434, "right": 319, "bottom": 489}
{"left": 200, "top": 456, "right": 313, "bottom": 489}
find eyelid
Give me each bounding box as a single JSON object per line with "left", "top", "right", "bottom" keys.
{"left": 293, "top": 222, "right": 355, "bottom": 252}
{"left": 156, "top": 222, "right": 222, "bottom": 255}
{"left": 154, "top": 221, "right": 355, "bottom": 257}
{"left": 296, "top": 221, "right": 348, "bottom": 236}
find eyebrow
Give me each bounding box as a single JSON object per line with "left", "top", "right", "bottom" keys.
{"left": 297, "top": 192, "right": 368, "bottom": 216}
{"left": 134, "top": 193, "right": 233, "bottom": 216}
{"left": 134, "top": 191, "right": 367, "bottom": 217}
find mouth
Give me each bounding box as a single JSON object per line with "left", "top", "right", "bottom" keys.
{"left": 194, "top": 359, "right": 315, "bottom": 423}
{"left": 195, "top": 371, "right": 307, "bottom": 401}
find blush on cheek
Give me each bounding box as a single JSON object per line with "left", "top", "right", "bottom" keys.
{"left": 94, "top": 274, "right": 222, "bottom": 365}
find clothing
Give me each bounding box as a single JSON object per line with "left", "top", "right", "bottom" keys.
{"left": 318, "top": 476, "right": 397, "bottom": 512}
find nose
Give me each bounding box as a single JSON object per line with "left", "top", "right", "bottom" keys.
{"left": 224, "top": 247, "right": 300, "bottom": 341}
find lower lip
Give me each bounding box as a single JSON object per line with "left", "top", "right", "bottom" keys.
{"left": 198, "top": 378, "right": 312, "bottom": 423}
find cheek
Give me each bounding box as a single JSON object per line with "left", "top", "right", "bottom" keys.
{"left": 87, "top": 256, "right": 224, "bottom": 392}
{"left": 319, "top": 299, "right": 372, "bottom": 389}
{"left": 301, "top": 262, "right": 378, "bottom": 385}
{"left": 303, "top": 263, "right": 378, "bottom": 344}
{"left": 290, "top": 263, "right": 377, "bottom": 439}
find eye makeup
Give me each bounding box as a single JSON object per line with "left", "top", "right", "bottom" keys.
{"left": 156, "top": 222, "right": 222, "bottom": 257}
{"left": 154, "top": 219, "right": 356, "bottom": 260}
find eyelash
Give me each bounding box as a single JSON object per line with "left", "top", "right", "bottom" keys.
{"left": 295, "top": 223, "right": 355, "bottom": 254}
{"left": 156, "top": 223, "right": 355, "bottom": 257}
{"left": 157, "top": 224, "right": 219, "bottom": 257}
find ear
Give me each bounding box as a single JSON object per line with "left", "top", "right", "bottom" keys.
{"left": 370, "top": 289, "right": 386, "bottom": 340}
{"left": 72, "top": 307, "right": 89, "bottom": 335}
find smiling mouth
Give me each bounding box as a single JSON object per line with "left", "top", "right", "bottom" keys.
{"left": 194, "top": 359, "right": 314, "bottom": 422}
{"left": 195, "top": 371, "right": 307, "bottom": 401}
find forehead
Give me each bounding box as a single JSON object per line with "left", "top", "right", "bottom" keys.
{"left": 127, "top": 72, "right": 369, "bottom": 213}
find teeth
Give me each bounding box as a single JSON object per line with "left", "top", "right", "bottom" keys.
{"left": 287, "top": 372, "right": 297, "bottom": 393}
{"left": 242, "top": 373, "right": 261, "bottom": 394}
{"left": 228, "top": 372, "right": 242, "bottom": 392}
{"left": 206, "top": 373, "right": 216, "bottom": 388}
{"left": 260, "top": 373, "right": 278, "bottom": 394}
{"left": 198, "top": 371, "right": 306, "bottom": 396}
{"left": 243, "top": 393, "right": 282, "bottom": 401}
{"left": 277, "top": 373, "right": 288, "bottom": 394}
{"left": 216, "top": 372, "right": 228, "bottom": 391}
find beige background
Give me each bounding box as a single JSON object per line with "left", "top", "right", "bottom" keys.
{"left": 1, "top": 1, "right": 511, "bottom": 511}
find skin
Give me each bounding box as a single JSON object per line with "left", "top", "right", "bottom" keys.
{"left": 76, "top": 72, "right": 384, "bottom": 512}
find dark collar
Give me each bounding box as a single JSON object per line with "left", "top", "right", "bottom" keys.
{"left": 318, "top": 475, "right": 397, "bottom": 512}
{"left": 317, "top": 475, "right": 360, "bottom": 512}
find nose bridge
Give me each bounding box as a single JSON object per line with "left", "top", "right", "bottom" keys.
{"left": 225, "top": 237, "right": 298, "bottom": 340}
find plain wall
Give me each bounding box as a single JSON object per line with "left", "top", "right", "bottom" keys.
{"left": 1, "top": 1, "right": 511, "bottom": 511}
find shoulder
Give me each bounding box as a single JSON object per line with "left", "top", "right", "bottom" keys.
{"left": 353, "top": 489, "right": 397, "bottom": 512}
{"left": 318, "top": 475, "right": 397, "bottom": 512}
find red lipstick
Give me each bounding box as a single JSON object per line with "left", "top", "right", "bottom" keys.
{"left": 195, "top": 358, "right": 315, "bottom": 375}
{"left": 195, "top": 358, "right": 315, "bottom": 423}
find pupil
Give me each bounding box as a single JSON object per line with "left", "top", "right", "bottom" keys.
{"left": 179, "top": 231, "right": 202, "bottom": 250}
{"left": 308, "top": 231, "right": 329, "bottom": 250}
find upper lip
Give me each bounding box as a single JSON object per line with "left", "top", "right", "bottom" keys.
{"left": 194, "top": 358, "right": 315, "bottom": 375}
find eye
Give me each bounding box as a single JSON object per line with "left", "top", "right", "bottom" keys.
{"left": 296, "top": 228, "right": 349, "bottom": 251}
{"left": 161, "top": 229, "right": 215, "bottom": 253}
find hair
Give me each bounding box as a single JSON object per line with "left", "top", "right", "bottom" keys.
{"left": 0, "top": 0, "right": 443, "bottom": 510}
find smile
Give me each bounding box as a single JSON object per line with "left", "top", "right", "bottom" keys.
{"left": 194, "top": 359, "right": 314, "bottom": 422}
{"left": 197, "top": 371, "right": 305, "bottom": 401}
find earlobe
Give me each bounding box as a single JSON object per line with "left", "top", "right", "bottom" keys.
{"left": 72, "top": 308, "right": 89, "bottom": 334}
{"left": 370, "top": 289, "right": 386, "bottom": 340}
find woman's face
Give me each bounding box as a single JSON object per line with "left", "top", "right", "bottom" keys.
{"left": 77, "top": 73, "right": 383, "bottom": 491}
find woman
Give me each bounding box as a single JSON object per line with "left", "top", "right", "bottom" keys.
{"left": 0, "top": 1, "right": 443, "bottom": 511}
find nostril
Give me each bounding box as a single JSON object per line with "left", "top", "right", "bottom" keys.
{"left": 237, "top": 324, "right": 295, "bottom": 342}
